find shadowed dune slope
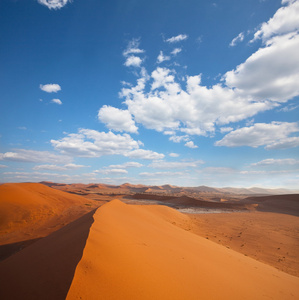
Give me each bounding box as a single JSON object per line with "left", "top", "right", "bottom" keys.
{"left": 0, "top": 183, "right": 98, "bottom": 246}
{"left": 0, "top": 210, "right": 95, "bottom": 300}
{"left": 67, "top": 200, "right": 299, "bottom": 300}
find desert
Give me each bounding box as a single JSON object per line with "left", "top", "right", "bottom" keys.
{"left": 0, "top": 182, "right": 299, "bottom": 299}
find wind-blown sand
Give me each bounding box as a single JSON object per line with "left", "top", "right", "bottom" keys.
{"left": 66, "top": 200, "right": 299, "bottom": 299}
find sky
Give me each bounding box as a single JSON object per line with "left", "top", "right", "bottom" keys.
{"left": 0, "top": 0, "right": 299, "bottom": 189}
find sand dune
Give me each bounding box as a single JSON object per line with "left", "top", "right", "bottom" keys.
{"left": 0, "top": 183, "right": 98, "bottom": 247}
{"left": 189, "top": 211, "right": 299, "bottom": 277}
{"left": 67, "top": 200, "right": 299, "bottom": 299}
{"left": 0, "top": 210, "right": 95, "bottom": 300}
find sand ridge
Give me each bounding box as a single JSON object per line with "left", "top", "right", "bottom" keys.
{"left": 66, "top": 200, "right": 299, "bottom": 300}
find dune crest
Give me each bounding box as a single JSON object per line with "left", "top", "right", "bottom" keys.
{"left": 67, "top": 200, "right": 299, "bottom": 300}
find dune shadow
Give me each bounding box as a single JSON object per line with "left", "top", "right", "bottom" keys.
{"left": 0, "top": 209, "right": 96, "bottom": 300}
{"left": 0, "top": 238, "right": 42, "bottom": 262}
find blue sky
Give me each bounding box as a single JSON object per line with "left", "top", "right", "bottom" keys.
{"left": 1, "top": 0, "right": 299, "bottom": 188}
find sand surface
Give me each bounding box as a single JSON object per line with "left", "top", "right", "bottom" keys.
{"left": 188, "top": 211, "right": 299, "bottom": 277}
{"left": 0, "top": 183, "right": 99, "bottom": 249}
{"left": 0, "top": 210, "right": 95, "bottom": 300}
{"left": 66, "top": 200, "right": 299, "bottom": 300}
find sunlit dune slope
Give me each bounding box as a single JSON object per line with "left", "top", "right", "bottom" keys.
{"left": 67, "top": 200, "right": 299, "bottom": 300}
{"left": 0, "top": 183, "right": 98, "bottom": 245}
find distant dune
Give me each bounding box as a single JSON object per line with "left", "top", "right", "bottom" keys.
{"left": 0, "top": 183, "right": 99, "bottom": 248}
{"left": 66, "top": 200, "right": 299, "bottom": 299}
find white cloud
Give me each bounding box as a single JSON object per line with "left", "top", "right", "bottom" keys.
{"left": 169, "top": 153, "right": 179, "bottom": 157}
{"left": 225, "top": 32, "right": 299, "bottom": 102}
{"left": 0, "top": 149, "right": 72, "bottom": 164}
{"left": 139, "top": 171, "right": 184, "bottom": 177}
{"left": 253, "top": 0, "right": 299, "bottom": 42}
{"left": 169, "top": 135, "right": 189, "bottom": 143}
{"left": 121, "top": 67, "right": 272, "bottom": 136}
{"left": 279, "top": 103, "right": 299, "bottom": 112}
{"left": 97, "top": 168, "right": 128, "bottom": 175}
{"left": 39, "top": 83, "right": 61, "bottom": 93}
{"left": 124, "top": 55, "right": 143, "bottom": 67}
{"left": 98, "top": 105, "right": 138, "bottom": 133}
{"left": 0, "top": 164, "right": 8, "bottom": 168}
{"left": 123, "top": 38, "right": 144, "bottom": 57}
{"left": 215, "top": 122, "right": 299, "bottom": 149}
{"left": 229, "top": 32, "right": 244, "bottom": 47}
{"left": 18, "top": 127, "right": 27, "bottom": 130}
{"left": 251, "top": 158, "right": 299, "bottom": 166}
{"left": 265, "top": 136, "right": 299, "bottom": 150}
{"left": 157, "top": 51, "right": 171, "bottom": 63}
{"left": 200, "top": 167, "right": 237, "bottom": 174}
{"left": 118, "top": 4, "right": 299, "bottom": 144}
{"left": 171, "top": 48, "right": 182, "bottom": 55}
{"left": 166, "top": 34, "right": 188, "bottom": 43}
{"left": 125, "top": 149, "right": 165, "bottom": 160}
{"left": 149, "top": 160, "right": 204, "bottom": 169}
{"left": 185, "top": 141, "right": 198, "bottom": 148}
{"left": 51, "top": 129, "right": 141, "bottom": 157}
{"left": 37, "top": 0, "right": 71, "bottom": 10}
{"left": 33, "top": 163, "right": 86, "bottom": 171}
{"left": 220, "top": 127, "right": 233, "bottom": 133}
{"left": 51, "top": 99, "right": 62, "bottom": 105}
{"left": 105, "top": 162, "right": 143, "bottom": 169}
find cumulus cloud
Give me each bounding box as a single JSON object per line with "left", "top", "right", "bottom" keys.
{"left": 225, "top": 32, "right": 299, "bottom": 102}
{"left": 40, "top": 83, "right": 61, "bottom": 93}
{"left": 51, "top": 99, "right": 62, "bottom": 105}
{"left": 124, "top": 56, "right": 143, "bottom": 67}
{"left": 169, "top": 135, "right": 189, "bottom": 143}
{"left": 253, "top": 0, "right": 299, "bottom": 42}
{"left": 98, "top": 105, "right": 138, "bottom": 133}
{"left": 166, "top": 34, "right": 188, "bottom": 43}
{"left": 185, "top": 141, "right": 198, "bottom": 148}
{"left": 0, "top": 149, "right": 72, "bottom": 164}
{"left": 215, "top": 122, "right": 299, "bottom": 149}
{"left": 37, "top": 0, "right": 72, "bottom": 10}
{"left": 157, "top": 51, "right": 171, "bottom": 63}
{"left": 121, "top": 66, "right": 272, "bottom": 137}
{"left": 118, "top": 2, "right": 299, "bottom": 143}
{"left": 123, "top": 39, "right": 144, "bottom": 67}
{"left": 229, "top": 32, "right": 244, "bottom": 47}
{"left": 51, "top": 129, "right": 141, "bottom": 157}
{"left": 125, "top": 149, "right": 165, "bottom": 160}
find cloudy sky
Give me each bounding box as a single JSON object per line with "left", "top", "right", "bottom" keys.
{"left": 1, "top": 0, "right": 299, "bottom": 188}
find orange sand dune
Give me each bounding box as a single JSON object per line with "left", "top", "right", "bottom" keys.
{"left": 67, "top": 200, "right": 299, "bottom": 300}
{"left": 0, "top": 210, "right": 94, "bottom": 300}
{"left": 0, "top": 182, "right": 98, "bottom": 246}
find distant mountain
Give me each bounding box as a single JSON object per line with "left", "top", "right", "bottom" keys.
{"left": 39, "top": 181, "right": 298, "bottom": 197}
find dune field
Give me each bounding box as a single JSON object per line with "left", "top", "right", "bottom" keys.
{"left": 0, "top": 183, "right": 298, "bottom": 299}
